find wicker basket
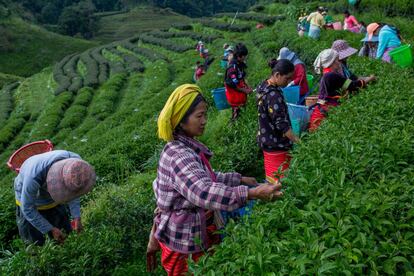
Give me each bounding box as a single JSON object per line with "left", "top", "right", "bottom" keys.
{"left": 7, "top": 140, "right": 54, "bottom": 173}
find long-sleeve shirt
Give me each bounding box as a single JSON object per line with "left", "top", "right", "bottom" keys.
{"left": 318, "top": 70, "right": 365, "bottom": 104}
{"left": 256, "top": 80, "right": 293, "bottom": 152}
{"left": 377, "top": 25, "right": 401, "bottom": 59}
{"left": 153, "top": 134, "right": 248, "bottom": 253}
{"left": 14, "top": 150, "right": 82, "bottom": 234}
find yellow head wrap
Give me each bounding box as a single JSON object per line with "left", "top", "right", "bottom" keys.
{"left": 157, "top": 84, "right": 201, "bottom": 141}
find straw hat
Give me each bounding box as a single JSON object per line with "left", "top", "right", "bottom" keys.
{"left": 331, "top": 40, "right": 358, "bottom": 60}
{"left": 47, "top": 158, "right": 96, "bottom": 203}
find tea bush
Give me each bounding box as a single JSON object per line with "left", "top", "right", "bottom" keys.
{"left": 138, "top": 34, "right": 193, "bottom": 52}
{"left": 121, "top": 39, "right": 167, "bottom": 61}
{"left": 215, "top": 12, "right": 285, "bottom": 25}
{"left": 88, "top": 73, "right": 127, "bottom": 121}
{"left": 58, "top": 87, "right": 94, "bottom": 130}
{"left": 0, "top": 173, "right": 157, "bottom": 275}
{"left": 29, "top": 91, "right": 74, "bottom": 140}
{"left": 0, "top": 82, "right": 18, "bottom": 127}
{"left": 171, "top": 22, "right": 193, "bottom": 30}
{"left": 199, "top": 19, "right": 251, "bottom": 32}
{"left": 191, "top": 13, "right": 414, "bottom": 276}
{"left": 149, "top": 30, "right": 221, "bottom": 43}
{"left": 108, "top": 47, "right": 145, "bottom": 73}
{"left": 80, "top": 50, "right": 99, "bottom": 87}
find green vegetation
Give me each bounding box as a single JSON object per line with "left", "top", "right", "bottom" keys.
{"left": 0, "top": 17, "right": 97, "bottom": 77}
{"left": 93, "top": 6, "right": 192, "bottom": 43}
{"left": 0, "top": 73, "right": 22, "bottom": 89}
{"left": 0, "top": 2, "right": 414, "bottom": 275}
{"left": 0, "top": 82, "right": 19, "bottom": 127}
{"left": 191, "top": 18, "right": 414, "bottom": 276}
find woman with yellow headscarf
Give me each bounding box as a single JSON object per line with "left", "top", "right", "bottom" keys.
{"left": 147, "top": 84, "right": 283, "bottom": 275}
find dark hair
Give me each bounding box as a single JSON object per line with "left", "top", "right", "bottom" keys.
{"left": 360, "top": 21, "right": 366, "bottom": 26}
{"left": 268, "top": 58, "right": 294, "bottom": 76}
{"left": 234, "top": 43, "right": 248, "bottom": 59}
{"left": 177, "top": 94, "right": 206, "bottom": 127}
{"left": 344, "top": 10, "right": 350, "bottom": 16}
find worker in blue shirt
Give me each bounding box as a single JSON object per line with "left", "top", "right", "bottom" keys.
{"left": 14, "top": 150, "right": 95, "bottom": 245}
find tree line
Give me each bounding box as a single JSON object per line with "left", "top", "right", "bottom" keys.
{"left": 13, "top": 0, "right": 257, "bottom": 38}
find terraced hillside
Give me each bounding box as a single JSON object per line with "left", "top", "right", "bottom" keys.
{"left": 1, "top": 4, "right": 414, "bottom": 275}
{"left": 93, "top": 6, "right": 192, "bottom": 43}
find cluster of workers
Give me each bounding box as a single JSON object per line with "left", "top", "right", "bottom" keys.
{"left": 193, "top": 41, "right": 216, "bottom": 81}
{"left": 13, "top": 8, "right": 405, "bottom": 276}
{"left": 145, "top": 35, "right": 381, "bottom": 274}
{"left": 299, "top": 7, "right": 403, "bottom": 62}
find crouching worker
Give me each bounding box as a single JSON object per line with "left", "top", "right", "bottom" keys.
{"left": 14, "top": 150, "right": 96, "bottom": 245}
{"left": 146, "top": 84, "right": 283, "bottom": 276}
{"left": 309, "top": 49, "right": 376, "bottom": 131}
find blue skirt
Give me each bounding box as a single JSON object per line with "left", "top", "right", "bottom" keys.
{"left": 308, "top": 25, "right": 321, "bottom": 39}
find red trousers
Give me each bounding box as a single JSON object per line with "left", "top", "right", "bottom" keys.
{"left": 263, "top": 150, "right": 291, "bottom": 183}
{"left": 159, "top": 224, "right": 219, "bottom": 276}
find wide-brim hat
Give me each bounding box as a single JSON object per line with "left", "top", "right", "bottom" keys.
{"left": 367, "top": 23, "right": 380, "bottom": 40}
{"left": 361, "top": 34, "right": 379, "bottom": 42}
{"left": 47, "top": 158, "right": 96, "bottom": 203}
{"left": 278, "top": 47, "right": 295, "bottom": 61}
{"left": 331, "top": 40, "right": 358, "bottom": 60}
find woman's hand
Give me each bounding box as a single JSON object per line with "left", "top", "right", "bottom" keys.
{"left": 240, "top": 87, "right": 253, "bottom": 94}
{"left": 285, "top": 128, "right": 300, "bottom": 143}
{"left": 248, "top": 183, "right": 283, "bottom": 201}
{"left": 71, "top": 218, "right": 83, "bottom": 233}
{"left": 241, "top": 176, "right": 259, "bottom": 187}
{"left": 50, "top": 227, "right": 66, "bottom": 244}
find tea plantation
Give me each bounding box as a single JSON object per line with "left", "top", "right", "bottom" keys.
{"left": 0, "top": 1, "right": 413, "bottom": 275}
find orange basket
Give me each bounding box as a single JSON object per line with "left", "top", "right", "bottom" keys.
{"left": 7, "top": 140, "right": 54, "bottom": 173}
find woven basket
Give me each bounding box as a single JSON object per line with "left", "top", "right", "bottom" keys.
{"left": 7, "top": 140, "right": 54, "bottom": 173}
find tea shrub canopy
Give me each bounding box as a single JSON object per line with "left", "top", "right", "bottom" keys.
{"left": 1, "top": 2, "right": 414, "bottom": 275}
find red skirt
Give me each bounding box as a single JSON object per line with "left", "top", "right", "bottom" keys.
{"left": 159, "top": 222, "right": 219, "bottom": 276}
{"left": 263, "top": 150, "right": 291, "bottom": 183}
{"left": 225, "top": 80, "right": 247, "bottom": 107}
{"left": 309, "top": 104, "right": 335, "bottom": 132}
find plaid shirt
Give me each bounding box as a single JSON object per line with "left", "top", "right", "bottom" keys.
{"left": 153, "top": 134, "right": 248, "bottom": 253}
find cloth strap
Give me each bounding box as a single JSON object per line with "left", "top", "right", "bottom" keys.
{"left": 15, "top": 199, "right": 59, "bottom": 210}
{"left": 199, "top": 152, "right": 225, "bottom": 229}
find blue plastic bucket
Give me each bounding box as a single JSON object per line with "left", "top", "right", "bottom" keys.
{"left": 288, "top": 103, "right": 313, "bottom": 132}
{"left": 211, "top": 87, "right": 230, "bottom": 110}
{"left": 220, "top": 60, "right": 228, "bottom": 69}
{"left": 282, "top": 85, "right": 300, "bottom": 104}
{"left": 291, "top": 119, "right": 301, "bottom": 136}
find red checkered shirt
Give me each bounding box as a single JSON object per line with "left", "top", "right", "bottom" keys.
{"left": 153, "top": 134, "right": 249, "bottom": 253}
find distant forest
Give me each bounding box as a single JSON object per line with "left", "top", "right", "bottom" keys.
{"left": 13, "top": 0, "right": 257, "bottom": 37}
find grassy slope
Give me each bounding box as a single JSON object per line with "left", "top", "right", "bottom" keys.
{"left": 0, "top": 17, "right": 98, "bottom": 77}
{"left": 93, "top": 6, "right": 192, "bottom": 43}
